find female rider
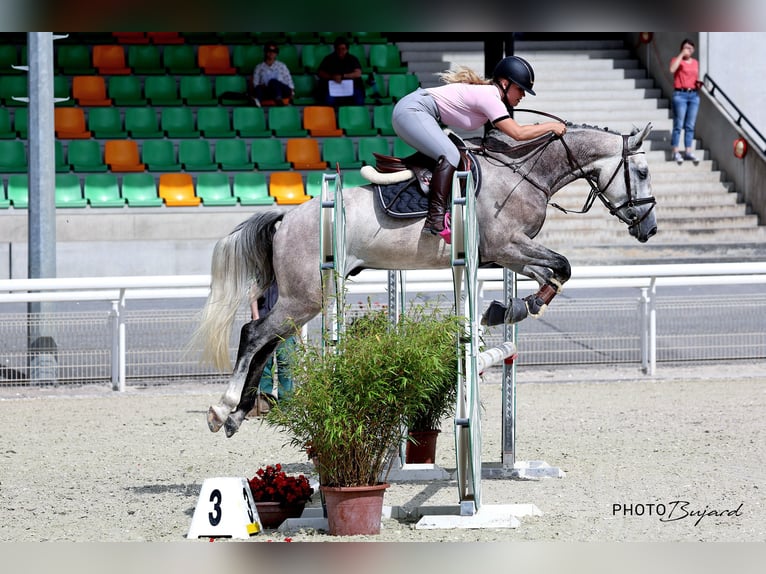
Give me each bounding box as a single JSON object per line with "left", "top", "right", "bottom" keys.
{"left": 392, "top": 56, "right": 567, "bottom": 236}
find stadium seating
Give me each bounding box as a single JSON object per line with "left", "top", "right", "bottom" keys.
{"left": 7, "top": 174, "right": 29, "bottom": 207}
{"left": 83, "top": 173, "right": 126, "bottom": 207}
{"left": 268, "top": 106, "right": 307, "bottom": 137}
{"left": 197, "top": 107, "right": 235, "bottom": 138}
{"left": 250, "top": 138, "right": 290, "bottom": 170}
{"left": 121, "top": 173, "right": 163, "bottom": 206}
{"left": 180, "top": 75, "right": 217, "bottom": 106}
{"left": 0, "top": 140, "right": 27, "bottom": 172}
{"left": 141, "top": 140, "right": 181, "bottom": 171}
{"left": 127, "top": 44, "right": 164, "bottom": 75}
{"left": 87, "top": 107, "right": 126, "bottom": 138}
{"left": 0, "top": 108, "right": 15, "bottom": 139}
{"left": 286, "top": 138, "right": 327, "bottom": 170}
{"left": 197, "top": 45, "right": 236, "bottom": 75}
{"left": 124, "top": 108, "right": 163, "bottom": 138}
{"left": 232, "top": 107, "right": 270, "bottom": 138}
{"left": 214, "top": 139, "right": 254, "bottom": 170}
{"left": 92, "top": 45, "right": 131, "bottom": 75}
{"left": 369, "top": 44, "right": 408, "bottom": 74}
{"left": 338, "top": 105, "right": 377, "bottom": 136}
{"left": 357, "top": 136, "right": 391, "bottom": 165}
{"left": 144, "top": 75, "right": 182, "bottom": 106}
{"left": 160, "top": 107, "right": 199, "bottom": 138}
{"left": 72, "top": 75, "right": 112, "bottom": 106}
{"left": 269, "top": 171, "right": 311, "bottom": 204}
{"left": 108, "top": 75, "right": 147, "bottom": 106}
{"left": 303, "top": 105, "right": 343, "bottom": 137}
{"left": 178, "top": 139, "right": 217, "bottom": 171}
{"left": 195, "top": 172, "right": 238, "bottom": 205}
{"left": 233, "top": 172, "right": 273, "bottom": 205}
{"left": 322, "top": 137, "right": 362, "bottom": 169}
{"left": 0, "top": 75, "right": 27, "bottom": 106}
{"left": 104, "top": 140, "right": 145, "bottom": 172}
{"left": 163, "top": 45, "right": 200, "bottom": 75}
{"left": 55, "top": 173, "right": 88, "bottom": 207}
{"left": 67, "top": 139, "right": 107, "bottom": 172}
{"left": 158, "top": 173, "right": 200, "bottom": 206}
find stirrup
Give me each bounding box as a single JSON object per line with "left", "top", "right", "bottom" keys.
{"left": 439, "top": 212, "right": 452, "bottom": 244}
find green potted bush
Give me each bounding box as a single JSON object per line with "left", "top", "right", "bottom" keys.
{"left": 265, "top": 302, "right": 462, "bottom": 535}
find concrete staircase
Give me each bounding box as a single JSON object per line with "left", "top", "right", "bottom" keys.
{"left": 398, "top": 38, "right": 766, "bottom": 265}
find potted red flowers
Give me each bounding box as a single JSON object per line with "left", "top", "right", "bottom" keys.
{"left": 248, "top": 464, "right": 314, "bottom": 528}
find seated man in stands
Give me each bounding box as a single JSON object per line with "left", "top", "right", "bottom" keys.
{"left": 316, "top": 36, "right": 365, "bottom": 107}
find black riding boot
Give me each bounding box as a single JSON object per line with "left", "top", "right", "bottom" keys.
{"left": 422, "top": 156, "right": 456, "bottom": 235}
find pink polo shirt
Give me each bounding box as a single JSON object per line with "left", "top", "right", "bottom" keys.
{"left": 425, "top": 83, "right": 509, "bottom": 130}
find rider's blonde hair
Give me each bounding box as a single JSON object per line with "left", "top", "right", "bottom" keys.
{"left": 438, "top": 66, "right": 490, "bottom": 85}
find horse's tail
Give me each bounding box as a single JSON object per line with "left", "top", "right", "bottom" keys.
{"left": 191, "top": 211, "right": 285, "bottom": 371}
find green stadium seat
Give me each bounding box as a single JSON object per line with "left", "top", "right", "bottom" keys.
{"left": 7, "top": 175, "right": 28, "bottom": 207}
{"left": 67, "top": 140, "right": 107, "bottom": 172}
{"left": 250, "top": 138, "right": 289, "bottom": 170}
{"left": 55, "top": 140, "right": 69, "bottom": 172}
{"left": 179, "top": 75, "right": 217, "bottom": 106}
{"left": 196, "top": 107, "right": 235, "bottom": 138}
{"left": 268, "top": 106, "right": 307, "bottom": 137}
{"left": 54, "top": 75, "right": 74, "bottom": 106}
{"left": 55, "top": 174, "right": 88, "bottom": 207}
{"left": 348, "top": 44, "right": 371, "bottom": 73}
{"left": 0, "top": 75, "right": 28, "bottom": 106}
{"left": 232, "top": 44, "right": 261, "bottom": 74}
{"left": 305, "top": 171, "right": 330, "bottom": 197}
{"left": 121, "top": 173, "right": 163, "bottom": 206}
{"left": 163, "top": 44, "right": 201, "bottom": 75}
{"left": 87, "top": 107, "right": 127, "bottom": 139}
{"left": 233, "top": 172, "right": 273, "bottom": 205}
{"left": 292, "top": 74, "right": 317, "bottom": 105}
{"left": 394, "top": 137, "right": 416, "bottom": 157}
{"left": 365, "top": 72, "right": 392, "bottom": 105}
{"left": 369, "top": 44, "right": 408, "bottom": 74}
{"left": 252, "top": 33, "right": 286, "bottom": 45}
{"left": 300, "top": 44, "right": 332, "bottom": 74}
{"left": 338, "top": 105, "right": 376, "bottom": 136}
{"left": 0, "top": 108, "right": 15, "bottom": 139}
{"left": 388, "top": 73, "right": 420, "bottom": 102}
{"left": 127, "top": 45, "right": 164, "bottom": 75}
{"left": 56, "top": 44, "right": 95, "bottom": 75}
{"left": 357, "top": 136, "right": 390, "bottom": 166}
{"left": 141, "top": 140, "right": 181, "bottom": 171}
{"left": 350, "top": 32, "right": 388, "bottom": 44}
{"left": 125, "top": 108, "right": 163, "bottom": 139}
{"left": 161, "top": 107, "right": 199, "bottom": 138}
{"left": 0, "top": 180, "right": 9, "bottom": 208}
{"left": 14, "top": 108, "right": 27, "bottom": 138}
{"left": 276, "top": 44, "right": 300, "bottom": 75}
{"left": 0, "top": 140, "right": 27, "bottom": 172}
{"left": 178, "top": 139, "right": 217, "bottom": 171}
{"left": 232, "top": 107, "right": 270, "bottom": 138}
{"left": 342, "top": 169, "right": 371, "bottom": 188}
{"left": 322, "top": 138, "right": 362, "bottom": 169}
{"left": 214, "top": 139, "right": 254, "bottom": 171}
{"left": 181, "top": 32, "right": 220, "bottom": 45}
{"left": 108, "top": 76, "right": 147, "bottom": 106}
{"left": 215, "top": 75, "right": 249, "bottom": 105}
{"left": 373, "top": 103, "right": 395, "bottom": 136}
{"left": 144, "top": 75, "right": 182, "bottom": 106}
{"left": 84, "top": 173, "right": 126, "bottom": 207}
{"left": 0, "top": 44, "right": 22, "bottom": 75}
{"left": 195, "top": 173, "right": 237, "bottom": 206}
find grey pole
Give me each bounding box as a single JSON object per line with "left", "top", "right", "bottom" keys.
{"left": 26, "top": 32, "right": 58, "bottom": 382}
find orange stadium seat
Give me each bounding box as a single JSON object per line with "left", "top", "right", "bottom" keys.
{"left": 54, "top": 107, "right": 91, "bottom": 139}
{"left": 286, "top": 138, "right": 327, "bottom": 170}
{"left": 303, "top": 105, "right": 343, "bottom": 137}
{"left": 92, "top": 45, "right": 131, "bottom": 75}
{"left": 72, "top": 75, "right": 112, "bottom": 106}
{"left": 197, "top": 45, "right": 236, "bottom": 75}
{"left": 269, "top": 172, "right": 311, "bottom": 205}
{"left": 104, "top": 140, "right": 145, "bottom": 172}
{"left": 158, "top": 173, "right": 200, "bottom": 206}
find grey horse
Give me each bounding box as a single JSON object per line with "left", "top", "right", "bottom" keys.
{"left": 193, "top": 124, "right": 657, "bottom": 437}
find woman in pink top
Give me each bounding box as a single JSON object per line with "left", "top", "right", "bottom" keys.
{"left": 392, "top": 56, "right": 567, "bottom": 236}
{"left": 669, "top": 38, "right": 702, "bottom": 165}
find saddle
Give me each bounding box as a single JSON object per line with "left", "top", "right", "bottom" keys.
{"left": 361, "top": 132, "right": 480, "bottom": 220}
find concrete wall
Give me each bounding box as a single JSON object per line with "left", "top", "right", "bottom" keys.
{"left": 628, "top": 32, "right": 766, "bottom": 225}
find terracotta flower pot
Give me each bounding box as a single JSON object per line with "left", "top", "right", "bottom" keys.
{"left": 254, "top": 500, "right": 307, "bottom": 529}
{"left": 320, "top": 483, "right": 389, "bottom": 536}
{"left": 405, "top": 429, "right": 441, "bottom": 464}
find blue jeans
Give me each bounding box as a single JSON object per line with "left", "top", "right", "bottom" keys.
{"left": 671, "top": 90, "right": 700, "bottom": 149}
{"left": 254, "top": 79, "right": 292, "bottom": 101}
{"left": 258, "top": 336, "right": 296, "bottom": 399}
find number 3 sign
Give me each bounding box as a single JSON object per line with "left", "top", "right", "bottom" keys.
{"left": 187, "top": 477, "right": 262, "bottom": 539}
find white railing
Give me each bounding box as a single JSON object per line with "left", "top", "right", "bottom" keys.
{"left": 2, "top": 262, "right": 766, "bottom": 389}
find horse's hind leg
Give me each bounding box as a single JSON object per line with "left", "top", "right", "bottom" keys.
{"left": 207, "top": 319, "right": 275, "bottom": 433}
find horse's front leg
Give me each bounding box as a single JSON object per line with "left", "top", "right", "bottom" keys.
{"left": 481, "top": 242, "right": 571, "bottom": 326}
{"left": 207, "top": 320, "right": 274, "bottom": 434}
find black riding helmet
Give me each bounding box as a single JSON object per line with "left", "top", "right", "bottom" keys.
{"left": 492, "top": 55, "right": 536, "bottom": 96}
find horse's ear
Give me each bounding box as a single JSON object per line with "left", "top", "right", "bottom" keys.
{"left": 628, "top": 122, "right": 652, "bottom": 150}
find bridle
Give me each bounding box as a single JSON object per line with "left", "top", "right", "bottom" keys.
{"left": 479, "top": 109, "right": 657, "bottom": 230}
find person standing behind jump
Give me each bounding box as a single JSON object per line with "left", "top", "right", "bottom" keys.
{"left": 392, "top": 56, "right": 567, "bottom": 237}
{"left": 669, "top": 38, "right": 702, "bottom": 165}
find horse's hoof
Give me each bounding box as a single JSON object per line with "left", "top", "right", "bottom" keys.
{"left": 524, "top": 294, "right": 548, "bottom": 318}
{"left": 207, "top": 405, "right": 227, "bottom": 433}
{"left": 481, "top": 300, "right": 507, "bottom": 326}
{"left": 224, "top": 416, "right": 241, "bottom": 438}
{"left": 504, "top": 298, "right": 529, "bottom": 324}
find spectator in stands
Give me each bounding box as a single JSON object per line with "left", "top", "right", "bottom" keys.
{"left": 391, "top": 56, "right": 566, "bottom": 237}
{"left": 669, "top": 38, "right": 702, "bottom": 165}
{"left": 248, "top": 281, "right": 296, "bottom": 416}
{"left": 250, "top": 43, "right": 294, "bottom": 107}
{"left": 316, "top": 35, "right": 365, "bottom": 106}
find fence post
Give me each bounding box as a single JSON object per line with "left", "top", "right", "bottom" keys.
{"left": 640, "top": 287, "right": 649, "bottom": 373}
{"left": 110, "top": 290, "right": 127, "bottom": 391}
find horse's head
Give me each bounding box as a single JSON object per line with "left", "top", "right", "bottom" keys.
{"left": 596, "top": 123, "right": 657, "bottom": 243}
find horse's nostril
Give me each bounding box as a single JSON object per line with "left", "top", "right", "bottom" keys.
{"left": 648, "top": 226, "right": 657, "bottom": 237}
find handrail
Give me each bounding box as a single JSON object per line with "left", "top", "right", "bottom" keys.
{"left": 703, "top": 73, "right": 766, "bottom": 154}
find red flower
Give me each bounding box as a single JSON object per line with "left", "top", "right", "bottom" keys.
{"left": 248, "top": 464, "right": 314, "bottom": 505}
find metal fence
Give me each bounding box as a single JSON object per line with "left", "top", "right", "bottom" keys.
{"left": 1, "top": 264, "right": 765, "bottom": 389}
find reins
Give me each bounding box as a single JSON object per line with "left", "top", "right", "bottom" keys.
{"left": 478, "top": 109, "right": 657, "bottom": 228}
